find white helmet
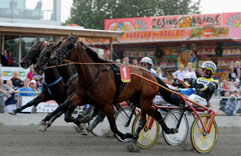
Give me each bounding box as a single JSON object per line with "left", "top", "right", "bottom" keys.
{"left": 200, "top": 61, "right": 217, "bottom": 75}
{"left": 140, "top": 57, "right": 153, "bottom": 65}
{"left": 183, "top": 72, "right": 193, "bottom": 79}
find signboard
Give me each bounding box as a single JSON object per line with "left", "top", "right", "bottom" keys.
{"left": 116, "top": 26, "right": 230, "bottom": 43}
{"left": 0, "top": 67, "right": 29, "bottom": 80}
{"left": 105, "top": 12, "right": 241, "bottom": 30}
{"left": 21, "top": 96, "right": 58, "bottom": 113}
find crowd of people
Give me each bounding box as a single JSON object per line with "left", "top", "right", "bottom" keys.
{"left": 115, "top": 57, "right": 241, "bottom": 115}
{"left": 1, "top": 50, "right": 18, "bottom": 67}
{"left": 0, "top": 66, "right": 42, "bottom": 113}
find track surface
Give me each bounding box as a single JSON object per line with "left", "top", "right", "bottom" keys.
{"left": 0, "top": 126, "right": 240, "bottom": 156}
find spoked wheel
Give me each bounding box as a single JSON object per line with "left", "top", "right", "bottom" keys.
{"left": 91, "top": 117, "right": 110, "bottom": 136}
{"left": 115, "top": 107, "right": 136, "bottom": 142}
{"left": 132, "top": 114, "right": 159, "bottom": 149}
{"left": 162, "top": 110, "right": 189, "bottom": 146}
{"left": 190, "top": 114, "right": 218, "bottom": 153}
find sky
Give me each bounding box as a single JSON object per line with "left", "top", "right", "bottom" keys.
{"left": 61, "top": 0, "right": 241, "bottom": 22}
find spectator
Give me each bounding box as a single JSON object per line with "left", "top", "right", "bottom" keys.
{"left": 19, "top": 78, "right": 35, "bottom": 107}
{"left": 132, "top": 59, "right": 138, "bottom": 66}
{"left": 27, "top": 66, "right": 37, "bottom": 81}
{"left": 224, "top": 89, "right": 239, "bottom": 116}
{"left": 4, "top": 80, "right": 17, "bottom": 113}
{"left": 234, "top": 61, "right": 241, "bottom": 82}
{"left": 1, "top": 50, "right": 8, "bottom": 66}
{"left": 11, "top": 57, "right": 18, "bottom": 67}
{"left": 156, "top": 67, "right": 163, "bottom": 79}
{"left": 122, "top": 57, "right": 129, "bottom": 65}
{"left": 221, "top": 79, "right": 231, "bottom": 93}
{"left": 224, "top": 91, "right": 230, "bottom": 97}
{"left": 37, "top": 77, "right": 44, "bottom": 91}
{"left": 19, "top": 79, "right": 35, "bottom": 97}
{"left": 172, "top": 64, "right": 185, "bottom": 81}
{"left": 115, "top": 59, "right": 121, "bottom": 65}
{"left": 185, "top": 62, "right": 196, "bottom": 79}
{"left": 0, "top": 77, "right": 13, "bottom": 113}
{"left": 7, "top": 51, "right": 12, "bottom": 66}
{"left": 11, "top": 71, "right": 23, "bottom": 88}
{"left": 228, "top": 65, "right": 236, "bottom": 82}
{"left": 230, "top": 81, "right": 240, "bottom": 91}
{"left": 195, "top": 67, "right": 202, "bottom": 78}
{"left": 29, "top": 80, "right": 39, "bottom": 93}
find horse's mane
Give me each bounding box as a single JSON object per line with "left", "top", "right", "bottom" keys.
{"left": 79, "top": 42, "right": 111, "bottom": 63}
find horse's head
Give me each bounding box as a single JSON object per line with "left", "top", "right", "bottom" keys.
{"left": 20, "top": 41, "right": 46, "bottom": 69}
{"left": 57, "top": 35, "right": 79, "bottom": 64}
{"left": 34, "top": 42, "right": 62, "bottom": 75}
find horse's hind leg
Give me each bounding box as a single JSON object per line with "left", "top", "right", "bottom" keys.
{"left": 46, "top": 111, "right": 64, "bottom": 128}
{"left": 127, "top": 112, "right": 146, "bottom": 152}
{"left": 146, "top": 106, "right": 177, "bottom": 134}
{"left": 10, "top": 93, "right": 48, "bottom": 115}
{"left": 104, "top": 104, "right": 133, "bottom": 140}
{"left": 38, "top": 99, "right": 71, "bottom": 132}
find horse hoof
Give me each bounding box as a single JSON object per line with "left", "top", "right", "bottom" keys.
{"left": 31, "top": 107, "right": 37, "bottom": 113}
{"left": 74, "top": 126, "right": 83, "bottom": 133}
{"left": 9, "top": 110, "right": 17, "bottom": 115}
{"left": 38, "top": 126, "right": 47, "bottom": 132}
{"left": 38, "top": 121, "right": 46, "bottom": 126}
{"left": 170, "top": 128, "right": 178, "bottom": 134}
{"left": 127, "top": 143, "right": 140, "bottom": 152}
{"left": 81, "top": 128, "right": 89, "bottom": 135}
{"left": 46, "top": 122, "right": 52, "bottom": 128}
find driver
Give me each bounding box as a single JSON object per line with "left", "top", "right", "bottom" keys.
{"left": 140, "top": 57, "right": 157, "bottom": 77}
{"left": 187, "top": 61, "right": 218, "bottom": 107}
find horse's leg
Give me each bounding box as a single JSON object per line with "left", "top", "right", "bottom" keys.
{"left": 63, "top": 94, "right": 93, "bottom": 128}
{"left": 86, "top": 110, "right": 105, "bottom": 131}
{"left": 104, "top": 104, "right": 133, "bottom": 140}
{"left": 9, "top": 93, "right": 48, "bottom": 115}
{"left": 146, "top": 106, "right": 178, "bottom": 134}
{"left": 38, "top": 98, "right": 72, "bottom": 132}
{"left": 45, "top": 111, "right": 64, "bottom": 128}
{"left": 127, "top": 112, "right": 146, "bottom": 152}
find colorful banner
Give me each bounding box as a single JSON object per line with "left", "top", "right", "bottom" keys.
{"left": 116, "top": 26, "right": 230, "bottom": 43}
{"left": 1, "top": 67, "right": 29, "bottom": 80}
{"left": 105, "top": 12, "right": 241, "bottom": 31}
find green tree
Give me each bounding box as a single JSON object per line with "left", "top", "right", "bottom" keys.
{"left": 65, "top": 0, "right": 201, "bottom": 29}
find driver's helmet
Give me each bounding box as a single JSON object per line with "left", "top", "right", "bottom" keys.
{"left": 200, "top": 61, "right": 217, "bottom": 75}
{"left": 140, "top": 57, "right": 153, "bottom": 68}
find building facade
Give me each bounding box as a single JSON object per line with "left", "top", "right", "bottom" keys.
{"left": 0, "top": 0, "right": 61, "bottom": 66}
{"left": 104, "top": 12, "right": 241, "bottom": 79}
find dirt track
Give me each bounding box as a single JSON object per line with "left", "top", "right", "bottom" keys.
{"left": 0, "top": 125, "right": 240, "bottom": 156}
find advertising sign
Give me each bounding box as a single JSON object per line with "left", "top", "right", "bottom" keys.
{"left": 0, "top": 67, "right": 29, "bottom": 80}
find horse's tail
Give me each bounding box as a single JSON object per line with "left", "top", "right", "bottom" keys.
{"left": 155, "top": 76, "right": 183, "bottom": 106}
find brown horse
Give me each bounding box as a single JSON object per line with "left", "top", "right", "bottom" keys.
{"left": 35, "top": 35, "right": 180, "bottom": 151}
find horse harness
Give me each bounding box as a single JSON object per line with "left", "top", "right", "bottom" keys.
{"left": 61, "top": 37, "right": 125, "bottom": 104}
{"left": 43, "top": 73, "right": 78, "bottom": 97}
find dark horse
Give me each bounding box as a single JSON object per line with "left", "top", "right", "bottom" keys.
{"left": 34, "top": 41, "right": 107, "bottom": 132}
{"left": 34, "top": 35, "right": 183, "bottom": 151}
{"left": 11, "top": 41, "right": 84, "bottom": 131}
{"left": 34, "top": 42, "right": 92, "bottom": 131}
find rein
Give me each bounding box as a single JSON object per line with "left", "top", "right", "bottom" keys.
{"left": 46, "top": 59, "right": 117, "bottom": 69}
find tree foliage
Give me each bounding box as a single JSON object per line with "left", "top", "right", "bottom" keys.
{"left": 65, "top": 0, "right": 201, "bottom": 29}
